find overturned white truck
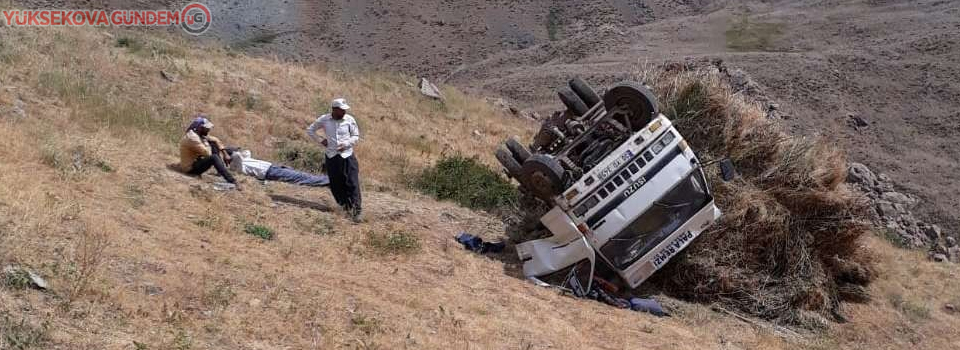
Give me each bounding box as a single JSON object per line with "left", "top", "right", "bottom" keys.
{"left": 496, "top": 79, "right": 726, "bottom": 292}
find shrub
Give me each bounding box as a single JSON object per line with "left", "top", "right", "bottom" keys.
{"left": 275, "top": 141, "right": 325, "bottom": 174}
{"left": 116, "top": 36, "right": 145, "bottom": 52}
{"left": 364, "top": 230, "right": 421, "bottom": 255}
{"left": 413, "top": 155, "right": 518, "bottom": 211}
{"left": 0, "top": 312, "right": 49, "bottom": 350}
{"left": 244, "top": 224, "right": 275, "bottom": 240}
{"left": 1, "top": 269, "right": 32, "bottom": 290}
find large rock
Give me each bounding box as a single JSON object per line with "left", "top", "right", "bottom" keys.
{"left": 847, "top": 163, "right": 877, "bottom": 188}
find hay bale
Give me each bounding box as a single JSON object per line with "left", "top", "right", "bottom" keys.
{"left": 639, "top": 64, "right": 876, "bottom": 326}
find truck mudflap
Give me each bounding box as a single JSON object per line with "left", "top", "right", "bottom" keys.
{"left": 620, "top": 201, "right": 722, "bottom": 288}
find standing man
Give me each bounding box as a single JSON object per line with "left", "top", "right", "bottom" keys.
{"left": 307, "top": 98, "right": 362, "bottom": 222}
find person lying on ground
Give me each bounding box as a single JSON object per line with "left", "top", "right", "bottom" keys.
{"left": 226, "top": 148, "right": 330, "bottom": 187}
{"left": 179, "top": 115, "right": 242, "bottom": 190}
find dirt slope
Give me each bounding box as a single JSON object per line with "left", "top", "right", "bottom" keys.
{"left": 0, "top": 23, "right": 959, "bottom": 350}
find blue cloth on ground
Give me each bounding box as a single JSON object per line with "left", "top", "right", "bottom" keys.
{"left": 630, "top": 298, "right": 668, "bottom": 317}
{"left": 455, "top": 232, "right": 505, "bottom": 254}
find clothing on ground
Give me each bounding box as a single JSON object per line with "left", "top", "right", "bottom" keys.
{"left": 307, "top": 114, "right": 361, "bottom": 158}
{"left": 455, "top": 233, "right": 506, "bottom": 254}
{"left": 265, "top": 166, "right": 330, "bottom": 187}
{"left": 326, "top": 154, "right": 361, "bottom": 212}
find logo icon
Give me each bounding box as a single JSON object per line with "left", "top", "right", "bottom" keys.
{"left": 180, "top": 3, "right": 211, "bottom": 35}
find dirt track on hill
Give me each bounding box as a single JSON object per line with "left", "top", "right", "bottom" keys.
{"left": 15, "top": 0, "right": 959, "bottom": 236}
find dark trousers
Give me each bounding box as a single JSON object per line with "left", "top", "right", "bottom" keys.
{"left": 188, "top": 143, "right": 236, "bottom": 183}
{"left": 325, "top": 154, "right": 361, "bottom": 212}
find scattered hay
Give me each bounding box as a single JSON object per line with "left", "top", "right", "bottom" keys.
{"left": 638, "top": 63, "right": 876, "bottom": 325}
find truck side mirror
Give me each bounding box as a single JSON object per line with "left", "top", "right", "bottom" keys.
{"left": 720, "top": 159, "right": 738, "bottom": 182}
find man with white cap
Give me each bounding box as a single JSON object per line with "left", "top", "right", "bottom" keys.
{"left": 307, "top": 98, "right": 362, "bottom": 222}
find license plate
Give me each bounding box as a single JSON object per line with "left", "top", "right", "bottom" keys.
{"left": 597, "top": 150, "right": 634, "bottom": 181}
{"left": 652, "top": 230, "right": 697, "bottom": 269}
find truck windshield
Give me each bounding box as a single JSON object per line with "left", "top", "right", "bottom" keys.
{"left": 599, "top": 171, "right": 711, "bottom": 270}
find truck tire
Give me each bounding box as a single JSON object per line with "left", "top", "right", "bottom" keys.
{"left": 496, "top": 145, "right": 522, "bottom": 178}
{"left": 506, "top": 136, "right": 532, "bottom": 163}
{"left": 603, "top": 82, "right": 659, "bottom": 130}
{"left": 569, "top": 77, "right": 601, "bottom": 109}
{"left": 520, "top": 154, "right": 565, "bottom": 202}
{"left": 558, "top": 87, "right": 590, "bottom": 117}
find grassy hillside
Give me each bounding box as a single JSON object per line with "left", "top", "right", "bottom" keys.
{"left": 0, "top": 26, "right": 958, "bottom": 350}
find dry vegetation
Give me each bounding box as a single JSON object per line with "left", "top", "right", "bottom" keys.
{"left": 0, "top": 24, "right": 957, "bottom": 350}
{"left": 634, "top": 64, "right": 874, "bottom": 327}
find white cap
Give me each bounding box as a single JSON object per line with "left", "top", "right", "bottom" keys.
{"left": 331, "top": 98, "right": 351, "bottom": 110}
{"left": 200, "top": 119, "right": 214, "bottom": 129}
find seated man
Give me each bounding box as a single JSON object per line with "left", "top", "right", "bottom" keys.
{"left": 180, "top": 116, "right": 241, "bottom": 190}
{"left": 227, "top": 148, "right": 329, "bottom": 187}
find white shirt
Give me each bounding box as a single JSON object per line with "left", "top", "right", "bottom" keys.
{"left": 228, "top": 150, "right": 273, "bottom": 180}
{"left": 307, "top": 114, "right": 360, "bottom": 158}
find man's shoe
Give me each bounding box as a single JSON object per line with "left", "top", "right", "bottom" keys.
{"left": 351, "top": 210, "right": 364, "bottom": 224}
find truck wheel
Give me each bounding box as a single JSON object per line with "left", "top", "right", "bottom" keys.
{"left": 569, "top": 77, "right": 601, "bottom": 109}
{"left": 603, "top": 82, "right": 659, "bottom": 130}
{"left": 506, "top": 136, "right": 532, "bottom": 163}
{"left": 558, "top": 87, "right": 590, "bottom": 117}
{"left": 521, "top": 154, "right": 565, "bottom": 202}
{"left": 496, "top": 145, "right": 522, "bottom": 178}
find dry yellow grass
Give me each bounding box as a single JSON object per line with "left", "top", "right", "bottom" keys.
{"left": 0, "top": 26, "right": 957, "bottom": 350}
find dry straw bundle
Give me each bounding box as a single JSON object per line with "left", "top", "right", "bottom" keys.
{"left": 639, "top": 63, "right": 875, "bottom": 327}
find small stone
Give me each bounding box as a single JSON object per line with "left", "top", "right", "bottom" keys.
{"left": 472, "top": 130, "right": 483, "bottom": 137}
{"left": 160, "top": 70, "right": 178, "bottom": 83}
{"left": 946, "top": 237, "right": 956, "bottom": 247}
{"left": 876, "top": 201, "right": 897, "bottom": 218}
{"left": 846, "top": 114, "right": 869, "bottom": 128}
{"left": 945, "top": 304, "right": 957, "bottom": 313}
{"left": 949, "top": 247, "right": 960, "bottom": 263}
{"left": 249, "top": 298, "right": 262, "bottom": 307}
{"left": 931, "top": 253, "right": 948, "bottom": 263}
{"left": 212, "top": 182, "right": 237, "bottom": 191}
{"left": 143, "top": 284, "right": 164, "bottom": 296}
{"left": 27, "top": 271, "right": 48, "bottom": 290}
{"left": 893, "top": 203, "right": 906, "bottom": 213}
{"left": 418, "top": 78, "right": 444, "bottom": 100}
{"left": 923, "top": 225, "right": 942, "bottom": 242}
